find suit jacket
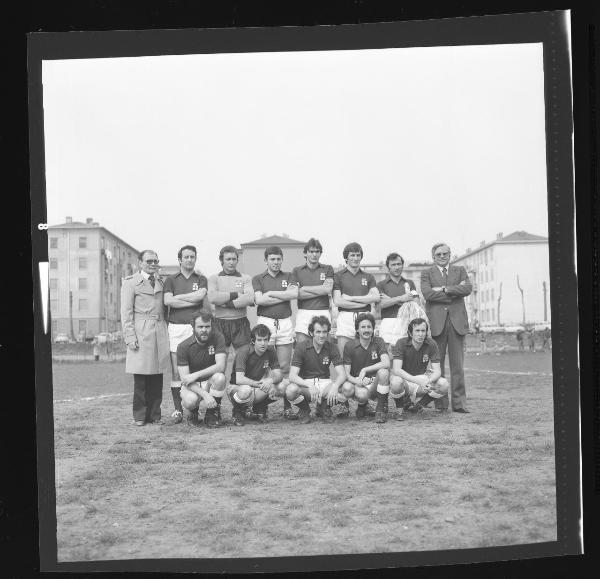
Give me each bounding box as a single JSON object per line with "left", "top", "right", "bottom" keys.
{"left": 420, "top": 265, "right": 472, "bottom": 337}
{"left": 121, "top": 272, "right": 170, "bottom": 374}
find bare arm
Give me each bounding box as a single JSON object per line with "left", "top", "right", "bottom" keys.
{"left": 254, "top": 290, "right": 284, "bottom": 306}
{"left": 428, "top": 362, "right": 442, "bottom": 384}
{"left": 266, "top": 285, "right": 299, "bottom": 302}
{"left": 232, "top": 279, "right": 255, "bottom": 308}
{"left": 207, "top": 276, "right": 230, "bottom": 305}
{"left": 379, "top": 292, "right": 416, "bottom": 309}
{"left": 178, "top": 353, "right": 226, "bottom": 385}
{"left": 341, "top": 287, "right": 381, "bottom": 305}
{"left": 164, "top": 292, "right": 205, "bottom": 309}
{"left": 297, "top": 278, "right": 333, "bottom": 298}
{"left": 170, "top": 288, "right": 207, "bottom": 304}
{"left": 391, "top": 358, "right": 429, "bottom": 386}
{"left": 333, "top": 289, "right": 367, "bottom": 309}
{"left": 289, "top": 365, "right": 312, "bottom": 388}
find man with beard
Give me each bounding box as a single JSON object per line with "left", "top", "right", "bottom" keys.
{"left": 227, "top": 324, "right": 284, "bottom": 426}
{"left": 177, "top": 312, "right": 227, "bottom": 428}
{"left": 420, "top": 243, "right": 472, "bottom": 413}
{"left": 292, "top": 238, "right": 335, "bottom": 345}
{"left": 286, "top": 315, "right": 347, "bottom": 424}
{"left": 341, "top": 313, "right": 391, "bottom": 423}
{"left": 389, "top": 317, "right": 449, "bottom": 416}
{"left": 252, "top": 246, "right": 299, "bottom": 420}
{"left": 163, "top": 245, "right": 208, "bottom": 424}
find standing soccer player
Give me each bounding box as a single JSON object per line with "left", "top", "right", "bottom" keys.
{"left": 163, "top": 245, "right": 208, "bottom": 424}
{"left": 292, "top": 238, "right": 335, "bottom": 345}
{"left": 377, "top": 253, "right": 418, "bottom": 347}
{"left": 341, "top": 313, "right": 391, "bottom": 423}
{"left": 286, "top": 316, "right": 347, "bottom": 423}
{"left": 177, "top": 312, "right": 227, "bottom": 428}
{"left": 207, "top": 245, "right": 254, "bottom": 362}
{"left": 252, "top": 246, "right": 299, "bottom": 420}
{"left": 227, "top": 324, "right": 284, "bottom": 426}
{"left": 389, "top": 318, "right": 449, "bottom": 418}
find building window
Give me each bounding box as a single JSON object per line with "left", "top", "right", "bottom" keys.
{"left": 110, "top": 292, "right": 113, "bottom": 304}
{"left": 492, "top": 309, "right": 495, "bottom": 321}
{"left": 78, "top": 320, "right": 87, "bottom": 333}
{"left": 484, "top": 270, "right": 488, "bottom": 283}
{"left": 50, "top": 299, "right": 58, "bottom": 312}
{"left": 50, "top": 258, "right": 58, "bottom": 270}
{"left": 110, "top": 273, "right": 113, "bottom": 285}
{"left": 79, "top": 257, "right": 87, "bottom": 269}
{"left": 79, "top": 236, "right": 87, "bottom": 248}
{"left": 50, "top": 237, "right": 58, "bottom": 249}
{"left": 79, "top": 299, "right": 88, "bottom": 311}
{"left": 78, "top": 278, "right": 87, "bottom": 290}
{"left": 50, "top": 278, "right": 58, "bottom": 290}
{"left": 491, "top": 288, "right": 495, "bottom": 301}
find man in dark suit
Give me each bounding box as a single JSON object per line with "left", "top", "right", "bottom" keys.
{"left": 420, "top": 243, "right": 472, "bottom": 413}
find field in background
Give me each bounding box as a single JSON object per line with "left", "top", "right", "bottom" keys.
{"left": 51, "top": 352, "right": 556, "bottom": 561}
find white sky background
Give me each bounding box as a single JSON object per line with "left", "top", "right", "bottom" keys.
{"left": 42, "top": 43, "right": 548, "bottom": 270}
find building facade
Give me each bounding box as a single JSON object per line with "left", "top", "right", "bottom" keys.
{"left": 452, "top": 231, "right": 550, "bottom": 328}
{"left": 48, "top": 217, "right": 140, "bottom": 340}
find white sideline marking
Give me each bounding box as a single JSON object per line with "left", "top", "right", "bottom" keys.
{"left": 54, "top": 393, "right": 130, "bottom": 404}
{"left": 465, "top": 368, "right": 552, "bottom": 377}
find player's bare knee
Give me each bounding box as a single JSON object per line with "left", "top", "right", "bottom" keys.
{"left": 435, "top": 377, "right": 449, "bottom": 395}
{"left": 341, "top": 381, "right": 355, "bottom": 399}
{"left": 285, "top": 382, "right": 301, "bottom": 402}
{"left": 181, "top": 389, "right": 199, "bottom": 410}
{"left": 355, "top": 387, "right": 369, "bottom": 405}
{"left": 376, "top": 369, "right": 389, "bottom": 384}
{"left": 390, "top": 376, "right": 404, "bottom": 395}
{"left": 235, "top": 384, "right": 253, "bottom": 404}
{"left": 211, "top": 373, "right": 226, "bottom": 391}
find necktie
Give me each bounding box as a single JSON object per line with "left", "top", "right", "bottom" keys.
{"left": 442, "top": 267, "right": 448, "bottom": 283}
{"left": 149, "top": 274, "right": 155, "bottom": 288}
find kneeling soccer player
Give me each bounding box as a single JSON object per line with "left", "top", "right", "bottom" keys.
{"left": 228, "top": 324, "right": 284, "bottom": 426}
{"left": 286, "top": 315, "right": 347, "bottom": 424}
{"left": 177, "top": 312, "right": 227, "bottom": 428}
{"left": 342, "top": 312, "right": 391, "bottom": 423}
{"left": 389, "top": 317, "right": 449, "bottom": 419}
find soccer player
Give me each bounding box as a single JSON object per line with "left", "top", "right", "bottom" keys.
{"left": 286, "top": 315, "right": 347, "bottom": 423}
{"left": 177, "top": 312, "right": 227, "bottom": 428}
{"left": 377, "top": 252, "right": 419, "bottom": 347}
{"left": 333, "top": 242, "right": 380, "bottom": 358}
{"left": 207, "top": 245, "right": 254, "bottom": 360}
{"left": 227, "top": 324, "right": 284, "bottom": 426}
{"left": 252, "top": 246, "right": 299, "bottom": 420}
{"left": 292, "top": 238, "right": 335, "bottom": 345}
{"left": 389, "top": 317, "right": 449, "bottom": 419}
{"left": 163, "top": 245, "right": 208, "bottom": 424}
{"left": 342, "top": 313, "right": 391, "bottom": 423}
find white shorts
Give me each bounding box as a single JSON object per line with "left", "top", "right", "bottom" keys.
{"left": 257, "top": 316, "right": 294, "bottom": 346}
{"left": 335, "top": 311, "right": 360, "bottom": 340}
{"left": 379, "top": 318, "right": 402, "bottom": 346}
{"left": 295, "top": 309, "right": 331, "bottom": 336}
{"left": 304, "top": 378, "right": 334, "bottom": 397}
{"left": 168, "top": 323, "right": 194, "bottom": 353}
{"left": 403, "top": 373, "right": 443, "bottom": 404}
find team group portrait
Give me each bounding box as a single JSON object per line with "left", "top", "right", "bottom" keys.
{"left": 36, "top": 28, "right": 562, "bottom": 566}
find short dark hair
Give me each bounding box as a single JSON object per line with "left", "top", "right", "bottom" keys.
{"left": 178, "top": 245, "right": 197, "bottom": 261}
{"left": 251, "top": 323, "right": 272, "bottom": 343}
{"left": 385, "top": 252, "right": 404, "bottom": 268}
{"left": 138, "top": 249, "right": 157, "bottom": 262}
{"left": 219, "top": 245, "right": 239, "bottom": 264}
{"left": 407, "top": 317, "right": 428, "bottom": 338}
{"left": 343, "top": 242, "right": 363, "bottom": 261}
{"left": 431, "top": 242, "right": 450, "bottom": 257}
{"left": 308, "top": 315, "right": 331, "bottom": 335}
{"left": 264, "top": 246, "right": 283, "bottom": 260}
{"left": 190, "top": 311, "right": 213, "bottom": 327}
{"left": 355, "top": 312, "right": 376, "bottom": 332}
{"left": 303, "top": 238, "right": 323, "bottom": 254}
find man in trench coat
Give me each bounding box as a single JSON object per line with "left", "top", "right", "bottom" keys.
{"left": 121, "top": 249, "right": 170, "bottom": 425}
{"left": 420, "top": 242, "right": 472, "bottom": 413}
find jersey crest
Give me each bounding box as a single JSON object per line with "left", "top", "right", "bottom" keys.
{"left": 361, "top": 278, "right": 367, "bottom": 286}
{"left": 235, "top": 280, "right": 243, "bottom": 288}
{"left": 263, "top": 360, "right": 270, "bottom": 369}
{"left": 281, "top": 280, "right": 288, "bottom": 288}
{"left": 371, "top": 350, "right": 379, "bottom": 360}
{"left": 422, "top": 354, "right": 429, "bottom": 363}
{"left": 192, "top": 282, "right": 199, "bottom": 291}
{"left": 208, "top": 345, "right": 215, "bottom": 355}
{"left": 322, "top": 356, "right": 330, "bottom": 365}
{"left": 319, "top": 272, "right": 326, "bottom": 281}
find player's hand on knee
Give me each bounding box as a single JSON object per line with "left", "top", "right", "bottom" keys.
{"left": 205, "top": 395, "right": 217, "bottom": 409}
{"left": 309, "top": 384, "right": 320, "bottom": 403}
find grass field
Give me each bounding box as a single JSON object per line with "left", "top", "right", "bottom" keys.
{"left": 51, "top": 351, "right": 556, "bottom": 561}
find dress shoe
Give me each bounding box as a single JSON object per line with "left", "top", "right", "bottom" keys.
{"left": 134, "top": 420, "right": 145, "bottom": 426}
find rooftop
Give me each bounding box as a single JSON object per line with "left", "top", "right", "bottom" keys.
{"left": 241, "top": 234, "right": 306, "bottom": 247}
{"left": 454, "top": 230, "right": 548, "bottom": 261}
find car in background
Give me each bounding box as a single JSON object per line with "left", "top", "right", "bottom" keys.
{"left": 54, "top": 333, "right": 70, "bottom": 344}
{"left": 95, "top": 332, "right": 112, "bottom": 344}
{"left": 110, "top": 330, "right": 123, "bottom": 342}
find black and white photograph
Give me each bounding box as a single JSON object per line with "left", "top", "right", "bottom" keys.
{"left": 27, "top": 8, "right": 584, "bottom": 574}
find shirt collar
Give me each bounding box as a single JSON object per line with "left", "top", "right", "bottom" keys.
{"left": 300, "top": 262, "right": 322, "bottom": 270}
{"left": 140, "top": 270, "right": 150, "bottom": 280}
{"left": 384, "top": 274, "right": 407, "bottom": 284}
{"left": 219, "top": 270, "right": 242, "bottom": 277}
{"left": 262, "top": 269, "right": 282, "bottom": 278}
{"left": 437, "top": 264, "right": 449, "bottom": 275}
{"left": 343, "top": 266, "right": 364, "bottom": 275}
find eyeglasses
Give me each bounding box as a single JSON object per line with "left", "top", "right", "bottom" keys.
{"left": 434, "top": 252, "right": 450, "bottom": 257}
{"left": 145, "top": 259, "right": 159, "bottom": 264}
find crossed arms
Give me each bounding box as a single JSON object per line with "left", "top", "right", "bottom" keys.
{"left": 254, "top": 284, "right": 298, "bottom": 306}
{"left": 420, "top": 268, "right": 472, "bottom": 304}
{"left": 333, "top": 287, "right": 380, "bottom": 309}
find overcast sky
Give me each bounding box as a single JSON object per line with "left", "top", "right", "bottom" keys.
{"left": 42, "top": 42, "right": 548, "bottom": 270}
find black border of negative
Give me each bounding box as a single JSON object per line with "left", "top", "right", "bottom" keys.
{"left": 27, "top": 10, "right": 583, "bottom": 573}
